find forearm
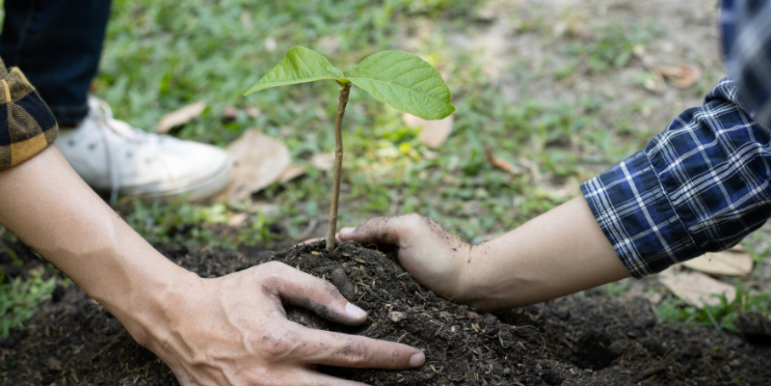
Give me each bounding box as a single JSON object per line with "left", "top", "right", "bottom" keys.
{"left": 0, "top": 146, "right": 195, "bottom": 344}
{"left": 460, "top": 195, "right": 629, "bottom": 310}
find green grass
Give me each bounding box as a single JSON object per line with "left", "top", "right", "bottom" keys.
{"left": 564, "top": 23, "right": 662, "bottom": 72}
{"left": 654, "top": 284, "right": 771, "bottom": 333}
{"left": 0, "top": 268, "right": 57, "bottom": 338}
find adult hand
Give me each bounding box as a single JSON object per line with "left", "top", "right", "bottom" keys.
{"left": 141, "top": 261, "right": 425, "bottom": 386}
{"left": 337, "top": 214, "right": 471, "bottom": 302}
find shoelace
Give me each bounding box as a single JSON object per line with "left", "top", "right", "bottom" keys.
{"left": 88, "top": 98, "right": 160, "bottom": 204}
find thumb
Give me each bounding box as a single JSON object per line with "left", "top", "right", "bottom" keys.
{"left": 338, "top": 214, "right": 421, "bottom": 246}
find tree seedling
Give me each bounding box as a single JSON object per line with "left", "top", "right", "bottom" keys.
{"left": 245, "top": 46, "right": 454, "bottom": 251}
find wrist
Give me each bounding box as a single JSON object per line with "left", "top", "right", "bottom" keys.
{"left": 454, "top": 243, "right": 480, "bottom": 304}
{"left": 97, "top": 251, "right": 199, "bottom": 348}
{"left": 455, "top": 241, "right": 524, "bottom": 311}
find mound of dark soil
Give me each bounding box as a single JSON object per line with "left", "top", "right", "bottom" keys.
{"left": 1, "top": 242, "right": 770, "bottom": 385}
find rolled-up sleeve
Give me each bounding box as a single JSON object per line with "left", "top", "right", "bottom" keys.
{"left": 0, "top": 57, "right": 58, "bottom": 171}
{"left": 581, "top": 79, "right": 771, "bottom": 278}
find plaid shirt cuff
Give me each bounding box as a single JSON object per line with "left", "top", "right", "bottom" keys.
{"left": 581, "top": 152, "right": 697, "bottom": 279}
{"left": 582, "top": 79, "right": 767, "bottom": 279}
{"left": 0, "top": 58, "right": 58, "bottom": 171}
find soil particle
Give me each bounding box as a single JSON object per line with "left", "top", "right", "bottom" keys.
{"left": 1, "top": 242, "right": 770, "bottom": 385}
{"left": 43, "top": 357, "right": 62, "bottom": 372}
{"left": 388, "top": 311, "right": 407, "bottom": 323}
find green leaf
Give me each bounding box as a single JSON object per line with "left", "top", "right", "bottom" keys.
{"left": 347, "top": 51, "right": 455, "bottom": 120}
{"left": 244, "top": 46, "right": 345, "bottom": 96}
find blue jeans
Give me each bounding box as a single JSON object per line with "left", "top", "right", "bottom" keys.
{"left": 0, "top": 0, "right": 112, "bottom": 126}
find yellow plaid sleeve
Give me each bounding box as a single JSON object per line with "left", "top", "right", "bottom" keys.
{"left": 0, "top": 57, "right": 58, "bottom": 171}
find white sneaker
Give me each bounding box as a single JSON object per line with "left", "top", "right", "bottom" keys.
{"left": 55, "top": 97, "right": 233, "bottom": 203}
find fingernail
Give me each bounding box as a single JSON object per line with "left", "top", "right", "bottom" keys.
{"left": 345, "top": 302, "right": 367, "bottom": 320}
{"left": 409, "top": 352, "right": 425, "bottom": 367}
{"left": 339, "top": 227, "right": 355, "bottom": 237}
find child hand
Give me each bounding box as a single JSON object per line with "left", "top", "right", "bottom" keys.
{"left": 338, "top": 214, "right": 471, "bottom": 302}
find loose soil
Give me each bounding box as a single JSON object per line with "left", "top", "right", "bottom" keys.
{"left": 1, "top": 242, "right": 770, "bottom": 386}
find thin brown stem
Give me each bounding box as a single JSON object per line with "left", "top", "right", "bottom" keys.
{"left": 327, "top": 82, "right": 352, "bottom": 252}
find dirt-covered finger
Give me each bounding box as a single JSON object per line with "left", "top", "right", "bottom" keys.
{"left": 296, "top": 328, "right": 425, "bottom": 370}
{"left": 262, "top": 262, "right": 368, "bottom": 325}
{"left": 338, "top": 214, "right": 423, "bottom": 246}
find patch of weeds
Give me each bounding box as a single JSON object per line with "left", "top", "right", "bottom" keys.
{"left": 566, "top": 24, "right": 660, "bottom": 72}
{"left": 119, "top": 197, "right": 283, "bottom": 249}
{"left": 553, "top": 59, "right": 580, "bottom": 80}
{"left": 0, "top": 268, "right": 57, "bottom": 338}
{"left": 654, "top": 284, "right": 771, "bottom": 333}
{"left": 388, "top": 0, "right": 479, "bottom": 18}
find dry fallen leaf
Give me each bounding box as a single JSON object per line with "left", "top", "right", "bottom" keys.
{"left": 221, "top": 106, "right": 238, "bottom": 122}
{"left": 403, "top": 113, "right": 454, "bottom": 148}
{"left": 217, "top": 129, "right": 291, "bottom": 202}
{"left": 227, "top": 213, "right": 248, "bottom": 227}
{"left": 641, "top": 72, "right": 666, "bottom": 93}
{"left": 645, "top": 291, "right": 664, "bottom": 305}
{"left": 422, "top": 150, "right": 439, "bottom": 160}
{"left": 155, "top": 101, "right": 208, "bottom": 134}
{"left": 311, "top": 153, "right": 335, "bottom": 171}
{"left": 484, "top": 148, "right": 524, "bottom": 175}
{"left": 279, "top": 165, "right": 306, "bottom": 183}
{"left": 246, "top": 107, "right": 262, "bottom": 119}
{"left": 682, "top": 245, "right": 753, "bottom": 277}
{"left": 658, "top": 266, "right": 736, "bottom": 308}
{"left": 656, "top": 64, "right": 701, "bottom": 89}
{"left": 248, "top": 201, "right": 279, "bottom": 215}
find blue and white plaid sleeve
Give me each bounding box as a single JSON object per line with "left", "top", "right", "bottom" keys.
{"left": 580, "top": 0, "right": 771, "bottom": 279}
{"left": 581, "top": 80, "right": 770, "bottom": 278}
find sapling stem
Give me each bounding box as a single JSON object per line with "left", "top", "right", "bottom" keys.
{"left": 327, "top": 81, "right": 352, "bottom": 251}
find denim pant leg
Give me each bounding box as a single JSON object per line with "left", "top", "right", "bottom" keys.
{"left": 0, "top": 0, "right": 112, "bottom": 126}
